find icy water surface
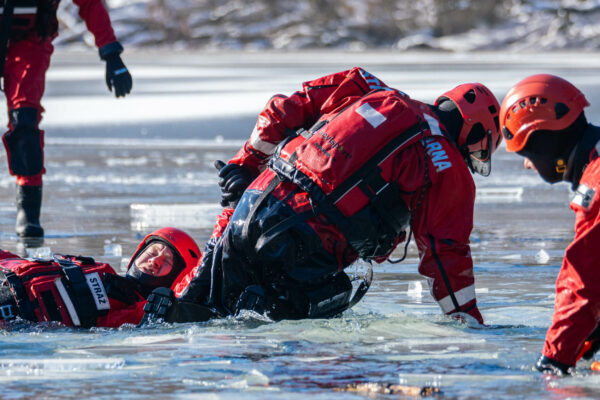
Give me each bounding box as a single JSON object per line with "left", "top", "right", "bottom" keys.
{"left": 0, "top": 51, "right": 600, "bottom": 398}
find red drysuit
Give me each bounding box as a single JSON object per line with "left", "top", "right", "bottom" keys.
{"left": 3, "top": 0, "right": 118, "bottom": 186}
{"left": 542, "top": 152, "right": 600, "bottom": 366}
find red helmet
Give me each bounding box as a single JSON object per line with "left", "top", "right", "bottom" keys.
{"left": 126, "top": 227, "right": 201, "bottom": 293}
{"left": 500, "top": 74, "right": 589, "bottom": 152}
{"left": 436, "top": 83, "right": 502, "bottom": 176}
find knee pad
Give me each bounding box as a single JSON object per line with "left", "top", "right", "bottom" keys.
{"left": 2, "top": 108, "right": 44, "bottom": 176}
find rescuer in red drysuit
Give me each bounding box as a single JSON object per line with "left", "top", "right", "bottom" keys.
{"left": 500, "top": 74, "right": 600, "bottom": 375}
{"left": 0, "top": 0, "right": 132, "bottom": 239}
{"left": 0, "top": 228, "right": 204, "bottom": 328}
{"left": 144, "top": 68, "right": 502, "bottom": 324}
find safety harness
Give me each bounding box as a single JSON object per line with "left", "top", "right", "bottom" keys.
{"left": 243, "top": 92, "right": 429, "bottom": 262}
{"left": 0, "top": 254, "right": 113, "bottom": 327}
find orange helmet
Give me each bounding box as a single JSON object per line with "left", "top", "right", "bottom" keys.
{"left": 500, "top": 74, "right": 589, "bottom": 152}
{"left": 126, "top": 227, "right": 201, "bottom": 294}
{"left": 436, "top": 83, "right": 502, "bottom": 176}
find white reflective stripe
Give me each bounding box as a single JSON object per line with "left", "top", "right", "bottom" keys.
{"left": 355, "top": 103, "right": 386, "bottom": 129}
{"left": 249, "top": 125, "right": 277, "bottom": 155}
{"left": 85, "top": 272, "right": 110, "bottom": 311}
{"left": 0, "top": 7, "right": 37, "bottom": 14}
{"left": 437, "top": 284, "right": 476, "bottom": 314}
{"left": 54, "top": 278, "right": 81, "bottom": 326}
{"left": 333, "top": 182, "right": 359, "bottom": 204}
{"left": 423, "top": 113, "right": 443, "bottom": 136}
{"left": 571, "top": 183, "right": 595, "bottom": 210}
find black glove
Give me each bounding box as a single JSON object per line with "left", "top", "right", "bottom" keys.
{"left": 140, "top": 287, "right": 219, "bottom": 325}
{"left": 214, "top": 160, "right": 252, "bottom": 208}
{"left": 582, "top": 322, "right": 600, "bottom": 360}
{"left": 99, "top": 42, "right": 132, "bottom": 98}
{"left": 140, "top": 287, "right": 178, "bottom": 324}
{"left": 535, "top": 355, "right": 572, "bottom": 375}
{"left": 235, "top": 285, "right": 266, "bottom": 314}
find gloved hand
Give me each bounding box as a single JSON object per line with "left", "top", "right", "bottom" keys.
{"left": 234, "top": 285, "right": 266, "bottom": 314}
{"left": 140, "top": 287, "right": 178, "bottom": 324}
{"left": 214, "top": 160, "right": 252, "bottom": 208}
{"left": 104, "top": 54, "right": 132, "bottom": 97}
{"left": 140, "top": 287, "right": 219, "bottom": 325}
{"left": 99, "top": 42, "right": 132, "bottom": 98}
{"left": 535, "top": 355, "right": 572, "bottom": 375}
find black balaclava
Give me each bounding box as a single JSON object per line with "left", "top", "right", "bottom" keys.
{"left": 126, "top": 239, "right": 185, "bottom": 297}
{"left": 564, "top": 122, "right": 600, "bottom": 189}
{"left": 431, "top": 99, "right": 464, "bottom": 145}
{"left": 517, "top": 113, "right": 587, "bottom": 184}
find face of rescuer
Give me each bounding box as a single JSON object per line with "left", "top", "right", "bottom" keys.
{"left": 133, "top": 242, "right": 175, "bottom": 277}
{"left": 126, "top": 240, "right": 185, "bottom": 296}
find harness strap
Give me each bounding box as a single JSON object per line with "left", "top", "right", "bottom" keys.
{"left": 54, "top": 256, "right": 98, "bottom": 328}
{"left": 1, "top": 270, "right": 36, "bottom": 321}
{"left": 0, "top": 0, "right": 15, "bottom": 87}
{"left": 358, "top": 167, "right": 410, "bottom": 233}
{"left": 263, "top": 120, "right": 426, "bottom": 259}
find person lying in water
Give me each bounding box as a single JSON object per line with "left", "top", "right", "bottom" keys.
{"left": 0, "top": 227, "right": 209, "bottom": 328}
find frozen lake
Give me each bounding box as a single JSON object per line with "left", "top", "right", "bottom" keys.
{"left": 0, "top": 50, "right": 599, "bottom": 398}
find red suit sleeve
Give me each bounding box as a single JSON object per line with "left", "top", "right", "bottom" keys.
{"left": 405, "top": 136, "right": 483, "bottom": 324}
{"left": 72, "top": 0, "right": 118, "bottom": 48}
{"left": 542, "top": 159, "right": 600, "bottom": 366}
{"left": 229, "top": 67, "right": 379, "bottom": 175}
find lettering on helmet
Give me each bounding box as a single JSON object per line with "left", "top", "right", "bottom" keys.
{"left": 85, "top": 272, "right": 110, "bottom": 311}
{"left": 424, "top": 138, "right": 452, "bottom": 172}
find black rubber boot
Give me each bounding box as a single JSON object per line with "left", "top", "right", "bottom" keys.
{"left": 15, "top": 184, "right": 44, "bottom": 238}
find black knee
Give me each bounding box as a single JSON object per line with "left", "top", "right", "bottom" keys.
{"left": 3, "top": 108, "right": 43, "bottom": 176}
{"left": 9, "top": 108, "right": 38, "bottom": 130}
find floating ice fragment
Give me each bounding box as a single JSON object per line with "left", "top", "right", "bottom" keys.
{"left": 535, "top": 249, "right": 550, "bottom": 264}
{"left": 104, "top": 243, "right": 122, "bottom": 257}
{"left": 120, "top": 258, "right": 130, "bottom": 272}
{"left": 476, "top": 187, "right": 523, "bottom": 203}
{"left": 130, "top": 203, "right": 223, "bottom": 230}
{"left": 26, "top": 247, "right": 52, "bottom": 259}
{"left": 407, "top": 281, "right": 423, "bottom": 298}
{"left": 0, "top": 358, "right": 125, "bottom": 371}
